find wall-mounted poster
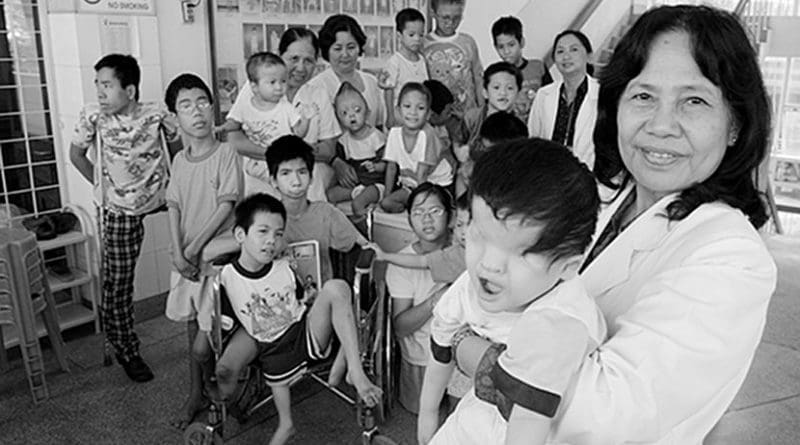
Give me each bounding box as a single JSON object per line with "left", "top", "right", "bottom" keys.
{"left": 243, "top": 23, "right": 265, "bottom": 58}
{"left": 323, "top": 0, "right": 340, "bottom": 13}
{"left": 263, "top": 0, "right": 281, "bottom": 12}
{"left": 218, "top": 0, "right": 240, "bottom": 12}
{"left": 342, "top": 0, "right": 357, "bottom": 13}
{"left": 217, "top": 66, "right": 240, "bottom": 115}
{"left": 266, "top": 24, "right": 286, "bottom": 53}
{"left": 306, "top": 0, "right": 322, "bottom": 14}
{"left": 360, "top": 0, "right": 374, "bottom": 15}
{"left": 379, "top": 26, "right": 394, "bottom": 57}
{"left": 377, "top": 0, "right": 390, "bottom": 16}
{"left": 392, "top": 0, "right": 404, "bottom": 13}
{"left": 364, "top": 25, "right": 378, "bottom": 58}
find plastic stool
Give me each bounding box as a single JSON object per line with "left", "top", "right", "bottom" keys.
{"left": 0, "top": 227, "right": 70, "bottom": 403}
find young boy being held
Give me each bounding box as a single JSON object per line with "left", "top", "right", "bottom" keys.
{"left": 213, "top": 193, "right": 382, "bottom": 445}
{"left": 491, "top": 16, "right": 553, "bottom": 123}
{"left": 69, "top": 54, "right": 180, "bottom": 382}
{"left": 379, "top": 8, "right": 429, "bottom": 127}
{"left": 220, "top": 52, "right": 316, "bottom": 196}
{"left": 162, "top": 74, "right": 243, "bottom": 429}
{"left": 418, "top": 138, "right": 607, "bottom": 445}
{"left": 423, "top": 0, "right": 483, "bottom": 114}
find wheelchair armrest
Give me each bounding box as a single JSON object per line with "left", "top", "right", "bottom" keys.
{"left": 355, "top": 247, "right": 375, "bottom": 271}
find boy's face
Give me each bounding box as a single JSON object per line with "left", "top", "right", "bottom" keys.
{"left": 174, "top": 88, "right": 213, "bottom": 139}
{"left": 251, "top": 64, "right": 288, "bottom": 103}
{"left": 235, "top": 211, "right": 285, "bottom": 270}
{"left": 494, "top": 34, "right": 524, "bottom": 66}
{"left": 271, "top": 157, "right": 311, "bottom": 200}
{"left": 335, "top": 91, "right": 368, "bottom": 134}
{"left": 397, "top": 90, "right": 430, "bottom": 131}
{"left": 452, "top": 208, "right": 468, "bottom": 248}
{"left": 483, "top": 71, "right": 519, "bottom": 113}
{"left": 398, "top": 20, "right": 425, "bottom": 54}
{"left": 428, "top": 102, "right": 453, "bottom": 126}
{"left": 433, "top": 2, "right": 463, "bottom": 37}
{"left": 94, "top": 67, "right": 135, "bottom": 115}
{"left": 465, "top": 196, "right": 578, "bottom": 313}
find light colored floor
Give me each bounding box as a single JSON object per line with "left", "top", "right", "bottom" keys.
{"left": 0, "top": 213, "right": 798, "bottom": 445}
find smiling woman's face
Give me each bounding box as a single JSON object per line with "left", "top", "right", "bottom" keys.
{"left": 327, "top": 31, "right": 361, "bottom": 75}
{"left": 281, "top": 37, "right": 317, "bottom": 89}
{"left": 616, "top": 30, "right": 735, "bottom": 206}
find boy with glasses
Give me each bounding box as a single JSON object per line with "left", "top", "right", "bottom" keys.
{"left": 163, "top": 73, "right": 243, "bottom": 428}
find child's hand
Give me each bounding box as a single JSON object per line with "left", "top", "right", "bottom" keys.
{"left": 377, "top": 70, "right": 392, "bottom": 89}
{"left": 173, "top": 254, "right": 199, "bottom": 282}
{"left": 296, "top": 102, "right": 319, "bottom": 120}
{"left": 364, "top": 242, "right": 386, "bottom": 261}
{"left": 454, "top": 144, "right": 470, "bottom": 163}
{"left": 417, "top": 410, "right": 440, "bottom": 445}
{"left": 361, "top": 160, "right": 376, "bottom": 172}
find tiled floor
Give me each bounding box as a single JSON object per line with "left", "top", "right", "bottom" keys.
{"left": 1, "top": 226, "right": 799, "bottom": 444}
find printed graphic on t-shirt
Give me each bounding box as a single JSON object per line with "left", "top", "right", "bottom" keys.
{"left": 241, "top": 283, "right": 299, "bottom": 340}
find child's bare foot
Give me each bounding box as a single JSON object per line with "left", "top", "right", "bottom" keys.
{"left": 348, "top": 370, "right": 383, "bottom": 408}
{"left": 169, "top": 394, "right": 210, "bottom": 430}
{"left": 327, "top": 350, "right": 347, "bottom": 386}
{"left": 268, "top": 423, "right": 296, "bottom": 445}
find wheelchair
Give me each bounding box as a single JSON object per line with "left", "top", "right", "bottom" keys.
{"left": 184, "top": 213, "right": 397, "bottom": 445}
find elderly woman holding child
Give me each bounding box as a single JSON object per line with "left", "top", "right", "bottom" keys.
{"left": 425, "top": 5, "right": 777, "bottom": 445}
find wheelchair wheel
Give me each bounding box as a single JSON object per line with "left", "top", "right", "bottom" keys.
{"left": 183, "top": 422, "right": 223, "bottom": 445}
{"left": 370, "top": 435, "right": 398, "bottom": 445}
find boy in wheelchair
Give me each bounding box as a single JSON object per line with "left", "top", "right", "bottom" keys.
{"left": 200, "top": 193, "right": 382, "bottom": 445}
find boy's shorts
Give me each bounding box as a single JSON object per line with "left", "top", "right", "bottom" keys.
{"left": 255, "top": 311, "right": 332, "bottom": 386}
{"left": 351, "top": 183, "right": 385, "bottom": 201}
{"left": 398, "top": 358, "right": 425, "bottom": 414}
{"left": 166, "top": 272, "right": 214, "bottom": 331}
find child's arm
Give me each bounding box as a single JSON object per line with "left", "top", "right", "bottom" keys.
{"left": 228, "top": 130, "right": 267, "bottom": 159}
{"left": 392, "top": 284, "right": 447, "bottom": 338}
{"left": 371, "top": 242, "right": 428, "bottom": 269}
{"left": 417, "top": 360, "right": 454, "bottom": 445}
{"left": 215, "top": 119, "right": 241, "bottom": 136}
{"left": 469, "top": 36, "right": 485, "bottom": 108}
{"left": 415, "top": 162, "right": 433, "bottom": 185}
{"left": 168, "top": 206, "right": 199, "bottom": 280}
{"left": 383, "top": 160, "right": 398, "bottom": 193}
{"left": 291, "top": 102, "right": 318, "bottom": 139}
{"left": 506, "top": 408, "right": 550, "bottom": 445}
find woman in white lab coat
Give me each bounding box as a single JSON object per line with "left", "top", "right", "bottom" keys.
{"left": 446, "top": 5, "right": 777, "bottom": 444}
{"left": 527, "top": 30, "right": 598, "bottom": 169}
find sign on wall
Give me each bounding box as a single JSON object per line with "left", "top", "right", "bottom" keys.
{"left": 46, "top": 0, "right": 156, "bottom": 15}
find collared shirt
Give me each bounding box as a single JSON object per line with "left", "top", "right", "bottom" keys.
{"left": 551, "top": 76, "right": 589, "bottom": 148}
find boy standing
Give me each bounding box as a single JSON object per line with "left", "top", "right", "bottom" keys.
{"left": 418, "top": 138, "right": 606, "bottom": 445}
{"left": 423, "top": 0, "right": 483, "bottom": 115}
{"left": 213, "top": 193, "right": 382, "bottom": 445}
{"left": 491, "top": 16, "right": 553, "bottom": 122}
{"left": 379, "top": 8, "right": 429, "bottom": 127}
{"left": 69, "top": 54, "right": 180, "bottom": 382}
{"left": 162, "top": 74, "right": 243, "bottom": 428}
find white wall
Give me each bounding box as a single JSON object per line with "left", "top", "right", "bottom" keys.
{"left": 764, "top": 17, "right": 800, "bottom": 58}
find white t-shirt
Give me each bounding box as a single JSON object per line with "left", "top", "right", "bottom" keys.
{"left": 384, "top": 52, "right": 429, "bottom": 107}
{"left": 384, "top": 125, "right": 453, "bottom": 187}
{"left": 228, "top": 92, "right": 299, "bottom": 184}
{"left": 386, "top": 243, "right": 449, "bottom": 366}
{"left": 430, "top": 275, "right": 607, "bottom": 445}
{"left": 339, "top": 127, "right": 386, "bottom": 161}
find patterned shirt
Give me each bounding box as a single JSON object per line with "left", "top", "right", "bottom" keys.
{"left": 423, "top": 32, "right": 483, "bottom": 113}
{"left": 72, "top": 102, "right": 178, "bottom": 215}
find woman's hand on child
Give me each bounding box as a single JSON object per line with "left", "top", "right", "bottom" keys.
{"left": 364, "top": 242, "right": 386, "bottom": 261}
{"left": 296, "top": 102, "right": 319, "bottom": 120}
{"left": 377, "top": 70, "right": 392, "bottom": 90}
{"left": 417, "top": 409, "right": 440, "bottom": 445}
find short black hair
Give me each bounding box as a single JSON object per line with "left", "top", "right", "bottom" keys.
{"left": 492, "top": 16, "right": 523, "bottom": 44}
{"left": 266, "top": 135, "right": 315, "bottom": 178}
{"left": 469, "top": 138, "right": 599, "bottom": 262}
{"left": 94, "top": 54, "right": 141, "bottom": 101}
{"left": 246, "top": 52, "right": 285, "bottom": 83}
{"left": 483, "top": 61, "right": 522, "bottom": 89}
{"left": 431, "top": 0, "right": 464, "bottom": 11}
{"left": 479, "top": 111, "right": 528, "bottom": 145}
{"left": 406, "top": 182, "right": 454, "bottom": 224}
{"left": 279, "top": 27, "right": 319, "bottom": 57}
{"left": 594, "top": 5, "right": 770, "bottom": 228}
{"left": 397, "top": 82, "right": 432, "bottom": 108}
{"left": 318, "top": 14, "right": 367, "bottom": 61}
{"left": 423, "top": 79, "right": 454, "bottom": 114}
{"left": 164, "top": 73, "right": 213, "bottom": 114}
{"left": 234, "top": 193, "right": 287, "bottom": 233}
{"left": 455, "top": 192, "right": 469, "bottom": 211}
{"left": 552, "top": 30, "right": 594, "bottom": 76}
{"left": 396, "top": 8, "right": 425, "bottom": 31}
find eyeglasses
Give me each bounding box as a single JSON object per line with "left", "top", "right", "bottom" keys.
{"left": 176, "top": 98, "right": 212, "bottom": 114}
{"left": 410, "top": 206, "right": 445, "bottom": 219}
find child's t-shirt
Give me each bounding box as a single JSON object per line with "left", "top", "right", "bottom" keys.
{"left": 165, "top": 142, "right": 242, "bottom": 265}
{"left": 285, "top": 201, "right": 361, "bottom": 283}
{"left": 512, "top": 58, "right": 552, "bottom": 123}
{"left": 220, "top": 259, "right": 306, "bottom": 343}
{"left": 72, "top": 102, "right": 178, "bottom": 216}
{"left": 429, "top": 274, "right": 607, "bottom": 444}
{"left": 384, "top": 125, "right": 453, "bottom": 188}
{"left": 227, "top": 92, "right": 300, "bottom": 181}
{"left": 423, "top": 32, "right": 482, "bottom": 113}
{"left": 425, "top": 243, "right": 466, "bottom": 284}
{"left": 384, "top": 52, "right": 429, "bottom": 106}
{"left": 386, "top": 243, "right": 450, "bottom": 366}
{"left": 339, "top": 126, "right": 386, "bottom": 186}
